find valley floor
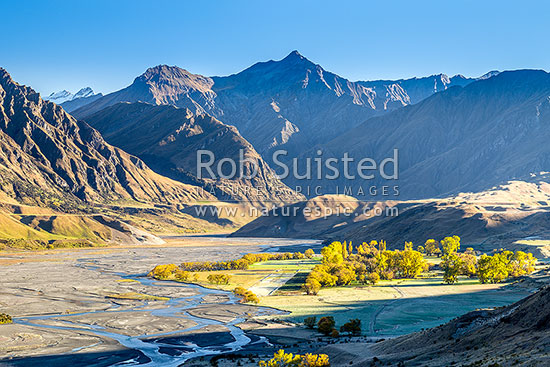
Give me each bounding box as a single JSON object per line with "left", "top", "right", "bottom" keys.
{"left": 0, "top": 236, "right": 545, "bottom": 366}
{"left": 0, "top": 237, "right": 320, "bottom": 366}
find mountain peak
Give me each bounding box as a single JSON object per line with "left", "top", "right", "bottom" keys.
{"left": 45, "top": 87, "right": 99, "bottom": 105}
{"left": 74, "top": 87, "right": 94, "bottom": 99}
{"left": 0, "top": 67, "right": 207, "bottom": 205}
{"left": 0, "top": 67, "right": 13, "bottom": 83}
{"left": 280, "top": 50, "right": 310, "bottom": 64}
{"left": 48, "top": 89, "right": 71, "bottom": 98}
{"left": 141, "top": 64, "right": 194, "bottom": 79}
{"left": 286, "top": 50, "right": 304, "bottom": 58}
{"left": 135, "top": 64, "right": 214, "bottom": 95}
{"left": 234, "top": 51, "right": 316, "bottom": 77}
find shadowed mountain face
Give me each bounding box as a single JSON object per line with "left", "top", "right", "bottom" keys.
{"left": 71, "top": 53, "right": 550, "bottom": 203}
{"left": 359, "top": 72, "right": 473, "bottom": 105}
{"left": 82, "top": 102, "right": 303, "bottom": 205}
{"left": 290, "top": 69, "right": 550, "bottom": 199}
{"left": 0, "top": 68, "right": 211, "bottom": 207}
{"left": 72, "top": 52, "right": 475, "bottom": 158}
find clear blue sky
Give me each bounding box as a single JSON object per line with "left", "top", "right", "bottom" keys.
{"left": 2, "top": 0, "right": 549, "bottom": 96}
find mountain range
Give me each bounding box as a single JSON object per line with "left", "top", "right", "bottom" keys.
{"left": 3, "top": 49, "right": 550, "bottom": 367}
{"left": 0, "top": 68, "right": 210, "bottom": 208}
{"left": 291, "top": 69, "right": 550, "bottom": 199}
{"left": 3, "top": 51, "right": 550, "bottom": 244}
{"left": 65, "top": 51, "right": 516, "bottom": 202}
{"left": 71, "top": 51, "right": 483, "bottom": 160}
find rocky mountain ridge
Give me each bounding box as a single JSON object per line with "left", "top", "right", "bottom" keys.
{"left": 72, "top": 51, "right": 483, "bottom": 157}
{"left": 290, "top": 69, "right": 550, "bottom": 199}
{"left": 0, "top": 67, "right": 211, "bottom": 207}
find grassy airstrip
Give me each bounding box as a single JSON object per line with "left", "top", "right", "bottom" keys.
{"left": 261, "top": 275, "right": 532, "bottom": 336}
{"left": 188, "top": 256, "right": 534, "bottom": 337}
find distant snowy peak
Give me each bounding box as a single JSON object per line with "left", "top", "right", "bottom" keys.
{"left": 73, "top": 87, "right": 95, "bottom": 99}
{"left": 45, "top": 87, "right": 99, "bottom": 104}
{"left": 477, "top": 70, "right": 501, "bottom": 80}
{"left": 46, "top": 89, "right": 73, "bottom": 104}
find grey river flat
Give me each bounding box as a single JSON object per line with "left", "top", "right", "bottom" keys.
{"left": 0, "top": 236, "right": 321, "bottom": 366}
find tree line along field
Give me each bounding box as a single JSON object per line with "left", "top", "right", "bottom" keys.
{"left": 149, "top": 255, "right": 321, "bottom": 295}
{"left": 149, "top": 236, "right": 540, "bottom": 336}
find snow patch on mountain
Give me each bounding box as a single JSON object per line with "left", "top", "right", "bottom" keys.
{"left": 45, "top": 87, "right": 99, "bottom": 104}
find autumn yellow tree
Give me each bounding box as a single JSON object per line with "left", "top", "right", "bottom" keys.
{"left": 321, "top": 242, "right": 344, "bottom": 264}
{"left": 342, "top": 241, "right": 349, "bottom": 259}
{"left": 477, "top": 253, "right": 509, "bottom": 283}
{"left": 508, "top": 251, "right": 536, "bottom": 277}
{"left": 258, "top": 349, "right": 329, "bottom": 367}
{"left": 395, "top": 245, "right": 426, "bottom": 278}
{"left": 424, "top": 239, "right": 440, "bottom": 256}
{"left": 441, "top": 253, "right": 463, "bottom": 284}
{"left": 441, "top": 236, "right": 461, "bottom": 255}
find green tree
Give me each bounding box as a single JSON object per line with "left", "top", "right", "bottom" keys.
{"left": 317, "top": 316, "right": 336, "bottom": 336}
{"left": 340, "top": 318, "right": 361, "bottom": 336}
